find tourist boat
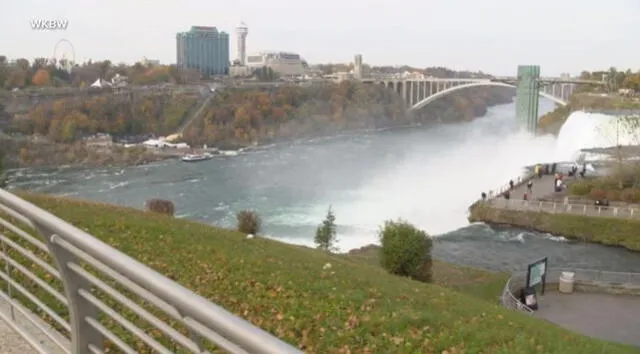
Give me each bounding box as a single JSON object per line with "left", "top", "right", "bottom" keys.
{"left": 181, "top": 153, "right": 213, "bottom": 162}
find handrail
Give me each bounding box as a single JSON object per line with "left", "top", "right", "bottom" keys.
{"left": 501, "top": 267, "right": 640, "bottom": 315}
{"left": 500, "top": 273, "right": 534, "bottom": 314}
{"left": 487, "top": 197, "right": 640, "bottom": 219}
{"left": 0, "top": 189, "right": 303, "bottom": 354}
{"left": 481, "top": 172, "right": 534, "bottom": 201}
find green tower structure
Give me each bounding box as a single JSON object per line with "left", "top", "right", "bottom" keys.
{"left": 515, "top": 65, "right": 541, "bottom": 133}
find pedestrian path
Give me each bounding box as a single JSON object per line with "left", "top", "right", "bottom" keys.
{"left": 535, "top": 291, "right": 640, "bottom": 347}
{"left": 486, "top": 175, "right": 640, "bottom": 220}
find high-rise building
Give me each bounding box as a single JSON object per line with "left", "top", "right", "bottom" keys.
{"left": 354, "top": 54, "right": 363, "bottom": 79}
{"left": 236, "top": 22, "right": 248, "bottom": 66}
{"left": 176, "top": 26, "right": 230, "bottom": 77}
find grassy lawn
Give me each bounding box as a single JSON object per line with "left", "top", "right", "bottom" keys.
{"left": 344, "top": 245, "right": 509, "bottom": 303}
{"left": 3, "top": 192, "right": 638, "bottom": 353}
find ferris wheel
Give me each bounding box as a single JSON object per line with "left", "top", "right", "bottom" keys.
{"left": 53, "top": 39, "right": 75, "bottom": 72}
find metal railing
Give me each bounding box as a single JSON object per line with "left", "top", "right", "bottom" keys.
{"left": 488, "top": 197, "right": 640, "bottom": 220}
{"left": 501, "top": 267, "right": 640, "bottom": 315}
{"left": 0, "top": 189, "right": 302, "bottom": 354}
{"left": 500, "top": 272, "right": 535, "bottom": 314}
{"left": 480, "top": 173, "right": 534, "bottom": 201}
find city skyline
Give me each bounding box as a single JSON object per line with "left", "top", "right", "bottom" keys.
{"left": 1, "top": 0, "right": 639, "bottom": 76}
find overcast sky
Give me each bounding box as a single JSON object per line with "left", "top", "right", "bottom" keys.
{"left": 1, "top": 0, "right": 638, "bottom": 76}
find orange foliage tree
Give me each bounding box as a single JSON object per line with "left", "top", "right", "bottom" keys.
{"left": 32, "top": 69, "right": 51, "bottom": 86}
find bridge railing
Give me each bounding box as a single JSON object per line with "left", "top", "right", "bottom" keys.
{"left": 0, "top": 189, "right": 302, "bottom": 354}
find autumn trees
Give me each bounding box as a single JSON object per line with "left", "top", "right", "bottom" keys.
{"left": 8, "top": 93, "right": 200, "bottom": 142}
{"left": 0, "top": 55, "right": 201, "bottom": 90}
{"left": 9, "top": 80, "right": 506, "bottom": 149}
{"left": 577, "top": 67, "right": 640, "bottom": 92}
{"left": 32, "top": 69, "right": 51, "bottom": 86}
{"left": 182, "top": 82, "right": 407, "bottom": 148}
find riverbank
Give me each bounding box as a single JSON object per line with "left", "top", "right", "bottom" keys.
{"left": 5, "top": 191, "right": 635, "bottom": 353}
{"left": 468, "top": 171, "right": 640, "bottom": 251}
{"left": 0, "top": 137, "right": 175, "bottom": 169}
{"left": 469, "top": 202, "right": 640, "bottom": 251}
{"left": 1, "top": 83, "right": 513, "bottom": 168}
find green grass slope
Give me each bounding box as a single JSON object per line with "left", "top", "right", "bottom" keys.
{"left": 8, "top": 192, "right": 638, "bottom": 353}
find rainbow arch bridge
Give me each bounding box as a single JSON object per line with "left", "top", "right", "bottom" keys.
{"left": 362, "top": 65, "right": 605, "bottom": 133}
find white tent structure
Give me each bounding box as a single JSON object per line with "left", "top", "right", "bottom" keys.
{"left": 90, "top": 78, "right": 112, "bottom": 88}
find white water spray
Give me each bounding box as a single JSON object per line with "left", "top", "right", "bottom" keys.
{"left": 554, "top": 111, "right": 640, "bottom": 161}
{"left": 333, "top": 105, "right": 636, "bottom": 251}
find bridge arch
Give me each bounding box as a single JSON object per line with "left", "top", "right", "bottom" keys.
{"left": 410, "top": 81, "right": 567, "bottom": 112}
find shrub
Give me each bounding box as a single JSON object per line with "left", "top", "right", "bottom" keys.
{"left": 314, "top": 206, "right": 338, "bottom": 252}
{"left": 588, "top": 188, "right": 606, "bottom": 200}
{"left": 237, "top": 210, "right": 261, "bottom": 235}
{"left": 605, "top": 189, "right": 621, "bottom": 201}
{"left": 145, "top": 199, "right": 175, "bottom": 216}
{"left": 378, "top": 219, "right": 432, "bottom": 283}
{"left": 620, "top": 188, "right": 640, "bottom": 203}
{"left": 568, "top": 181, "right": 592, "bottom": 196}
{"left": 591, "top": 177, "right": 620, "bottom": 191}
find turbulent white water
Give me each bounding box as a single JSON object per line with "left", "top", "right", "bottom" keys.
{"left": 554, "top": 111, "right": 640, "bottom": 161}
{"left": 311, "top": 103, "right": 566, "bottom": 250}
{"left": 11, "top": 100, "right": 640, "bottom": 272}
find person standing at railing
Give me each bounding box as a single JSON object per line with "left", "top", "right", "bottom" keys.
{"left": 509, "top": 179, "right": 514, "bottom": 190}
{"left": 526, "top": 180, "right": 533, "bottom": 194}
{"left": 481, "top": 192, "right": 487, "bottom": 201}
{"left": 536, "top": 164, "right": 543, "bottom": 178}
{"left": 504, "top": 190, "right": 510, "bottom": 200}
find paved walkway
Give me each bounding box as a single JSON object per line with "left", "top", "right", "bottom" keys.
{"left": 0, "top": 318, "right": 37, "bottom": 354}
{"left": 535, "top": 291, "right": 640, "bottom": 347}
{"left": 509, "top": 174, "right": 558, "bottom": 200}
{"left": 487, "top": 175, "right": 640, "bottom": 220}
{"left": 0, "top": 297, "right": 68, "bottom": 354}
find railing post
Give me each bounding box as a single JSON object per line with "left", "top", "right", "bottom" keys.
{"left": 34, "top": 224, "right": 104, "bottom": 353}
{"left": 613, "top": 207, "right": 618, "bottom": 217}
{"left": 1, "top": 237, "right": 15, "bottom": 320}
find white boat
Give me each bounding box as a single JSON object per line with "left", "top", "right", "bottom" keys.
{"left": 181, "top": 153, "right": 213, "bottom": 162}
{"left": 219, "top": 150, "right": 239, "bottom": 157}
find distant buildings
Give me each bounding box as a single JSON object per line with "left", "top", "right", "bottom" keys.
{"left": 246, "top": 51, "right": 305, "bottom": 77}
{"left": 176, "top": 26, "right": 230, "bottom": 77}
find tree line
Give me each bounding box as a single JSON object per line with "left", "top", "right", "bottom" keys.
{"left": 183, "top": 81, "right": 408, "bottom": 148}
{"left": 8, "top": 93, "right": 200, "bottom": 142}
{"left": 0, "top": 55, "right": 201, "bottom": 90}
{"left": 312, "top": 63, "right": 492, "bottom": 79}
{"left": 578, "top": 67, "right": 640, "bottom": 92}
{"left": 7, "top": 80, "right": 513, "bottom": 148}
